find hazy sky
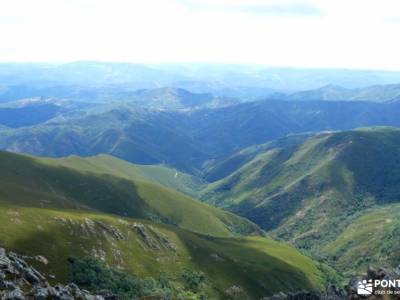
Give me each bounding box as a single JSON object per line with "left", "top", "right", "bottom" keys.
{"left": 1, "top": 0, "right": 400, "bottom": 70}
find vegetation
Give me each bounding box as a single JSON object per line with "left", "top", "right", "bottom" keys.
{"left": 322, "top": 204, "right": 400, "bottom": 276}
{"left": 0, "top": 150, "right": 261, "bottom": 237}
{"left": 181, "top": 269, "right": 206, "bottom": 293}
{"left": 201, "top": 128, "right": 400, "bottom": 272}
{"left": 0, "top": 149, "right": 335, "bottom": 298}
{"left": 0, "top": 203, "right": 328, "bottom": 299}
{"left": 39, "top": 154, "right": 207, "bottom": 197}
{"left": 68, "top": 257, "right": 208, "bottom": 300}
{"left": 2, "top": 62, "right": 400, "bottom": 297}
{"left": 0, "top": 103, "right": 62, "bottom": 128}
{"left": 1, "top": 98, "right": 400, "bottom": 175}
{"left": 3, "top": 127, "right": 400, "bottom": 278}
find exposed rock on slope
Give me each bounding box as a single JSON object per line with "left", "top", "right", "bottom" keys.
{"left": 0, "top": 247, "right": 115, "bottom": 300}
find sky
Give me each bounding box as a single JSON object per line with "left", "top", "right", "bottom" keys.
{"left": 0, "top": 0, "right": 400, "bottom": 70}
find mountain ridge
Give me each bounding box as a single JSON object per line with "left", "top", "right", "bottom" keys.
{"left": 200, "top": 127, "right": 400, "bottom": 272}
{"left": 0, "top": 151, "right": 332, "bottom": 299}
{"left": 0, "top": 150, "right": 261, "bottom": 237}
{"left": 284, "top": 83, "right": 400, "bottom": 102}
{"left": 2, "top": 100, "right": 400, "bottom": 174}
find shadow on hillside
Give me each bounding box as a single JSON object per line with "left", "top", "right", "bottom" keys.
{"left": 175, "top": 230, "right": 320, "bottom": 299}
{"left": 0, "top": 150, "right": 161, "bottom": 219}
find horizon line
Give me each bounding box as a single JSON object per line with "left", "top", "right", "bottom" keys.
{"left": 0, "top": 60, "right": 400, "bottom": 73}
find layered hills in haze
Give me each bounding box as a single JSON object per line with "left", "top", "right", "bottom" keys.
{"left": 1, "top": 99, "right": 400, "bottom": 174}
{"left": 283, "top": 84, "right": 400, "bottom": 102}
{"left": 2, "top": 62, "right": 400, "bottom": 100}
{"left": 2, "top": 62, "right": 400, "bottom": 298}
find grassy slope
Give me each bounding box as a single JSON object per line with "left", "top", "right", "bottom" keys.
{"left": 322, "top": 204, "right": 400, "bottom": 275}
{"left": 39, "top": 154, "right": 206, "bottom": 196}
{"left": 201, "top": 131, "right": 336, "bottom": 213}
{"left": 202, "top": 133, "right": 312, "bottom": 183}
{"left": 0, "top": 151, "right": 261, "bottom": 237}
{"left": 0, "top": 203, "right": 327, "bottom": 299}
{"left": 201, "top": 127, "right": 400, "bottom": 270}
{"left": 0, "top": 150, "right": 334, "bottom": 297}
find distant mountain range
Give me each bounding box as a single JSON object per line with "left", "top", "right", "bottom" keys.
{"left": 281, "top": 84, "right": 400, "bottom": 102}
{"left": 2, "top": 62, "right": 400, "bottom": 101}
{"left": 3, "top": 62, "right": 400, "bottom": 298}
{"left": 122, "top": 87, "right": 241, "bottom": 109}
{"left": 2, "top": 99, "right": 400, "bottom": 174}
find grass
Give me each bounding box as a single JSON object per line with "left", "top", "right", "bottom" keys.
{"left": 322, "top": 203, "right": 400, "bottom": 276}
{"left": 37, "top": 154, "right": 206, "bottom": 196}
{"left": 199, "top": 128, "right": 400, "bottom": 276}
{"left": 0, "top": 150, "right": 332, "bottom": 298}
{"left": 0, "top": 150, "right": 261, "bottom": 237}
{"left": 0, "top": 203, "right": 327, "bottom": 299}
{"left": 201, "top": 132, "right": 338, "bottom": 229}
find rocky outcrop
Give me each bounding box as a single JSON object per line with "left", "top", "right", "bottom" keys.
{"left": 225, "top": 285, "right": 250, "bottom": 300}
{"left": 132, "top": 223, "right": 177, "bottom": 252}
{"left": 0, "top": 248, "right": 116, "bottom": 300}
{"left": 94, "top": 221, "right": 125, "bottom": 241}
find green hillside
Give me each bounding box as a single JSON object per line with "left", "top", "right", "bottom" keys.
{"left": 0, "top": 203, "right": 329, "bottom": 299}
{"left": 201, "top": 127, "right": 400, "bottom": 269}
{"left": 2, "top": 99, "right": 400, "bottom": 175}
{"left": 322, "top": 203, "right": 400, "bottom": 275}
{"left": 0, "top": 151, "right": 261, "bottom": 237}
{"left": 0, "top": 150, "right": 332, "bottom": 298}
{"left": 202, "top": 133, "right": 312, "bottom": 182}
{"left": 39, "top": 154, "right": 206, "bottom": 197}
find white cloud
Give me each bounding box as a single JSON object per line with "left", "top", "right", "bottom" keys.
{"left": 0, "top": 0, "right": 399, "bottom": 70}
{"left": 177, "top": 0, "right": 323, "bottom": 16}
